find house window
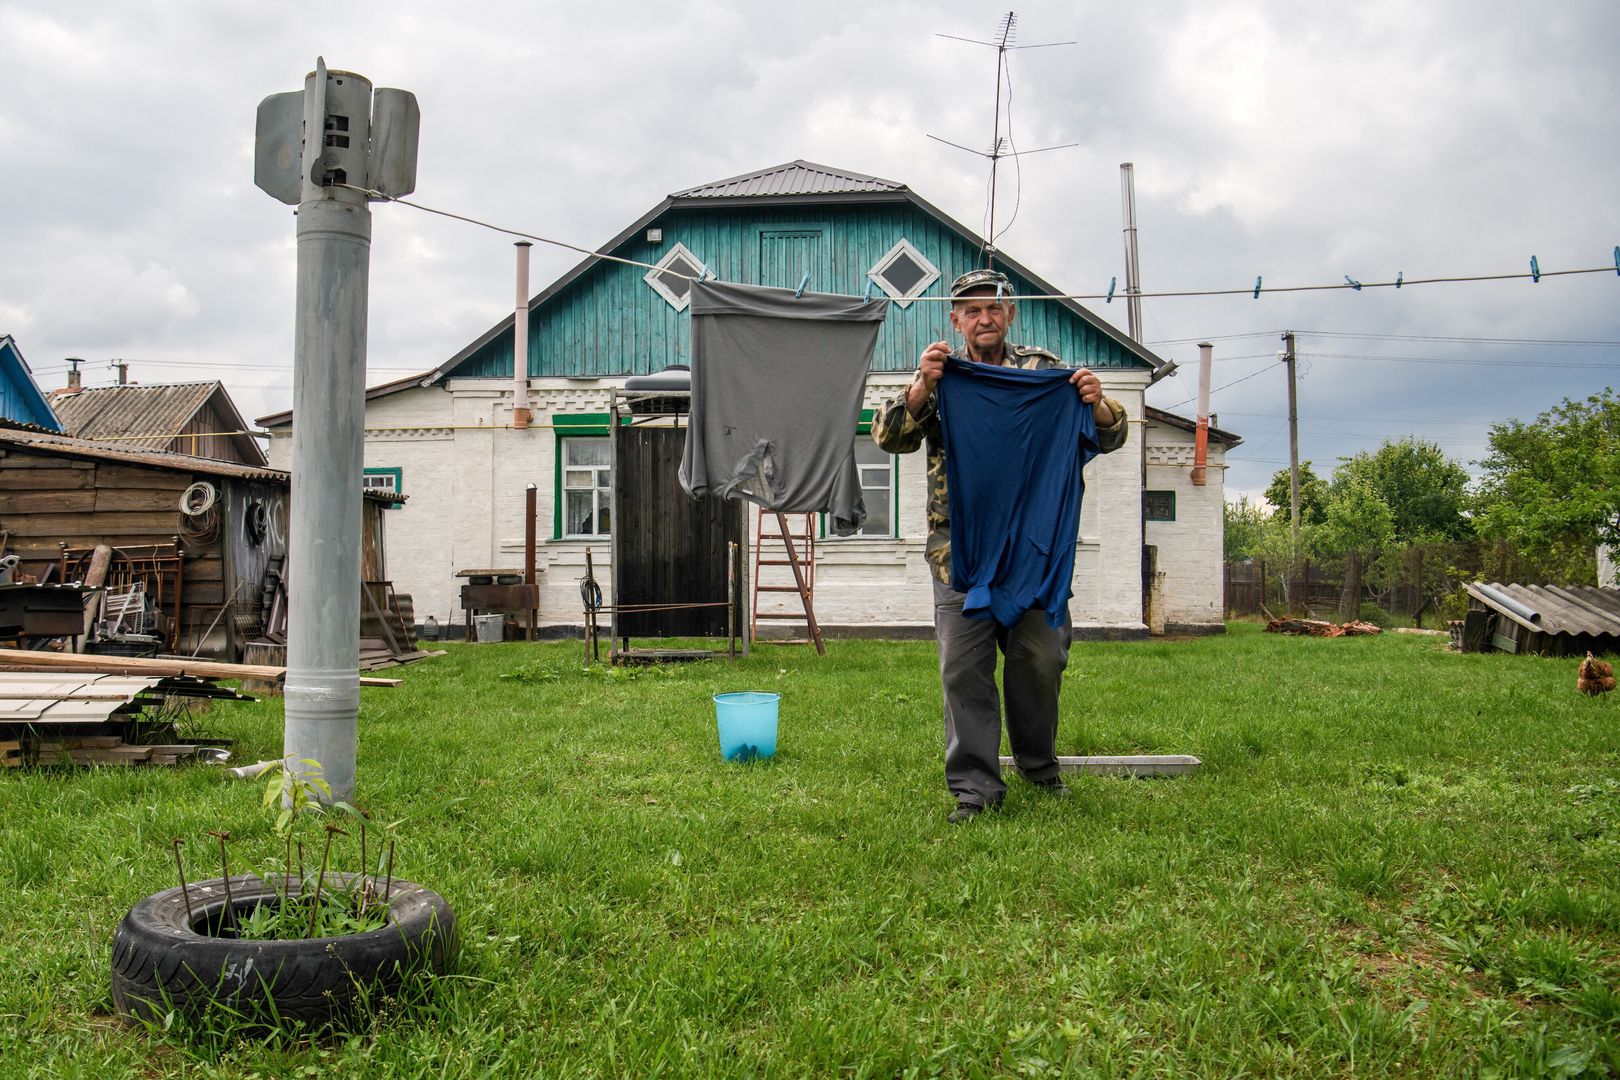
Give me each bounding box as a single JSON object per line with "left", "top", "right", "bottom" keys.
{"left": 643, "top": 241, "right": 707, "bottom": 312}
{"left": 561, "top": 437, "right": 611, "bottom": 537}
{"left": 867, "top": 239, "right": 940, "bottom": 309}
{"left": 825, "top": 435, "right": 897, "bottom": 538}
{"left": 1145, "top": 490, "right": 1176, "bottom": 522}
{"left": 362, "top": 467, "right": 403, "bottom": 508}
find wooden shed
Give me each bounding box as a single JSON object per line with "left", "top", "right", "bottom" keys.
{"left": 0, "top": 422, "right": 394, "bottom": 659}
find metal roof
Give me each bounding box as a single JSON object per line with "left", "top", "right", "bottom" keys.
{"left": 49, "top": 381, "right": 264, "bottom": 464}
{"left": 0, "top": 422, "right": 403, "bottom": 501}
{"left": 1144, "top": 406, "right": 1244, "bottom": 447}
{"left": 1464, "top": 582, "right": 1620, "bottom": 639}
{"left": 672, "top": 160, "right": 906, "bottom": 199}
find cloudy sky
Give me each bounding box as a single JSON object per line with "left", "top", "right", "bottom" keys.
{"left": 2, "top": 1, "right": 1615, "bottom": 500}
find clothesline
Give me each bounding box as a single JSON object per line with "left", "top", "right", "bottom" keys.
{"left": 339, "top": 184, "right": 1618, "bottom": 304}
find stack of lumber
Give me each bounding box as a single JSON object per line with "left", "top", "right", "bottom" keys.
{"left": 1265, "top": 618, "right": 1383, "bottom": 637}
{"left": 2, "top": 735, "right": 220, "bottom": 768}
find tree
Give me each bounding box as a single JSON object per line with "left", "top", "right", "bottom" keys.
{"left": 1223, "top": 495, "right": 1269, "bottom": 562}
{"left": 1332, "top": 438, "right": 1472, "bottom": 545}
{"left": 1313, "top": 478, "right": 1395, "bottom": 616}
{"left": 1475, "top": 390, "right": 1620, "bottom": 568}
{"left": 1263, "top": 461, "right": 1329, "bottom": 526}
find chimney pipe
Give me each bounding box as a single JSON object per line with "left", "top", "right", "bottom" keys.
{"left": 512, "top": 242, "right": 532, "bottom": 429}
{"left": 1191, "top": 342, "right": 1212, "bottom": 486}
{"left": 63, "top": 358, "right": 83, "bottom": 394}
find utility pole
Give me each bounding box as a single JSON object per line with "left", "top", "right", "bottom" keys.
{"left": 254, "top": 59, "right": 418, "bottom": 802}
{"left": 1282, "top": 331, "right": 1301, "bottom": 556}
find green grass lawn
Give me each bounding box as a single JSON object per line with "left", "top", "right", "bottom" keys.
{"left": 2, "top": 625, "right": 1616, "bottom": 1077}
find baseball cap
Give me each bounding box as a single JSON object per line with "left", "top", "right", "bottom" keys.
{"left": 949, "top": 268, "right": 1013, "bottom": 298}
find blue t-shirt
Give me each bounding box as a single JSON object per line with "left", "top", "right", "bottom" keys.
{"left": 935, "top": 358, "right": 1100, "bottom": 628}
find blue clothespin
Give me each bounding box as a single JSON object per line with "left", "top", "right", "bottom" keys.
{"left": 864, "top": 278, "right": 876, "bottom": 302}
{"left": 1530, "top": 256, "right": 1541, "bottom": 284}
{"left": 1613, "top": 245, "right": 1619, "bottom": 276}
{"left": 693, "top": 262, "right": 708, "bottom": 282}
{"left": 1395, "top": 271, "right": 1403, "bottom": 289}
{"left": 1106, "top": 276, "right": 1117, "bottom": 303}
{"left": 1344, "top": 275, "right": 1362, "bottom": 291}
{"left": 1252, "top": 275, "right": 1262, "bottom": 299}
{"left": 795, "top": 272, "right": 810, "bottom": 299}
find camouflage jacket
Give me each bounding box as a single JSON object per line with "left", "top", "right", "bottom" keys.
{"left": 870, "top": 344, "right": 1129, "bottom": 584}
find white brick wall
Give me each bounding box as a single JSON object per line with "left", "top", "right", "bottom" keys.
{"left": 269, "top": 370, "right": 1219, "bottom": 637}
{"left": 1143, "top": 423, "right": 1228, "bottom": 630}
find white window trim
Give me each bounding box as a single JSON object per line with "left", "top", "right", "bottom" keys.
{"left": 866, "top": 238, "right": 940, "bottom": 309}
{"left": 823, "top": 449, "right": 898, "bottom": 540}
{"left": 642, "top": 241, "right": 707, "bottom": 312}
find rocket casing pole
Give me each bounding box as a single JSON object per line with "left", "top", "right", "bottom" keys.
{"left": 283, "top": 65, "right": 373, "bottom": 802}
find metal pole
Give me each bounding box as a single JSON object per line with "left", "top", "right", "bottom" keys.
{"left": 1191, "top": 342, "right": 1211, "bottom": 485}
{"left": 283, "top": 64, "right": 374, "bottom": 803}
{"left": 512, "top": 242, "right": 532, "bottom": 429}
{"left": 1283, "top": 331, "right": 1301, "bottom": 557}
{"left": 1119, "top": 163, "right": 1143, "bottom": 343}
{"left": 524, "top": 483, "right": 537, "bottom": 642}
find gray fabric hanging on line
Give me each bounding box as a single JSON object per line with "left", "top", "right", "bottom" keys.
{"left": 679, "top": 279, "right": 889, "bottom": 535}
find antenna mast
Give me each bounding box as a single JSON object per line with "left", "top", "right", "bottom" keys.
{"left": 931, "top": 11, "right": 1077, "bottom": 266}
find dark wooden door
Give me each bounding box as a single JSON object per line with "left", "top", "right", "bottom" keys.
{"left": 614, "top": 423, "right": 745, "bottom": 638}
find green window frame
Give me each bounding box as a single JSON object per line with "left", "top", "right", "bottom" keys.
{"left": 554, "top": 414, "right": 612, "bottom": 539}
{"left": 1144, "top": 490, "right": 1176, "bottom": 522}
{"left": 362, "top": 467, "right": 403, "bottom": 509}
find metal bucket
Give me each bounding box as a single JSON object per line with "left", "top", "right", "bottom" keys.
{"left": 473, "top": 614, "right": 505, "bottom": 643}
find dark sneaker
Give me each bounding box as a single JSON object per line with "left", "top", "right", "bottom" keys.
{"left": 1032, "top": 777, "right": 1072, "bottom": 798}
{"left": 946, "top": 801, "right": 985, "bottom": 824}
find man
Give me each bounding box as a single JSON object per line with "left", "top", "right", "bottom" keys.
{"left": 871, "top": 269, "right": 1129, "bottom": 823}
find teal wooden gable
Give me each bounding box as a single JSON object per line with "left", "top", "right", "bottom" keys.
{"left": 0, "top": 336, "right": 62, "bottom": 431}
{"left": 435, "top": 161, "right": 1165, "bottom": 385}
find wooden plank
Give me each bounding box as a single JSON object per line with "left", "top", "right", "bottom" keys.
{"left": 0, "top": 649, "right": 402, "bottom": 686}
{"left": 9, "top": 512, "right": 181, "bottom": 536}
{"left": 1491, "top": 633, "right": 1519, "bottom": 654}
{"left": 0, "top": 455, "right": 94, "bottom": 470}
{"left": 0, "top": 469, "right": 95, "bottom": 490}
{"left": 0, "top": 490, "right": 98, "bottom": 514}
{"left": 92, "top": 465, "right": 193, "bottom": 490}
{"left": 94, "top": 488, "right": 183, "bottom": 514}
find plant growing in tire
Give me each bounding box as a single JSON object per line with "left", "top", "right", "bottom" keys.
{"left": 110, "top": 760, "right": 457, "bottom": 1029}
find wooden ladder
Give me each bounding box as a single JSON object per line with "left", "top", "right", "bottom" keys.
{"left": 750, "top": 511, "right": 825, "bottom": 655}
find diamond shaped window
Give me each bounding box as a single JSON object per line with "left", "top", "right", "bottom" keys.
{"left": 867, "top": 239, "right": 939, "bottom": 309}
{"left": 643, "top": 241, "right": 707, "bottom": 312}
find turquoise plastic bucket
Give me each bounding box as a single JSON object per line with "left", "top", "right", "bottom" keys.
{"left": 713, "top": 692, "right": 779, "bottom": 762}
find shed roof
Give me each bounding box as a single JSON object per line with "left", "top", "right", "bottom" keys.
{"left": 0, "top": 420, "right": 403, "bottom": 501}
{"left": 1465, "top": 582, "right": 1620, "bottom": 641}
{"left": 1145, "top": 406, "right": 1243, "bottom": 447}
{"left": 49, "top": 381, "right": 265, "bottom": 465}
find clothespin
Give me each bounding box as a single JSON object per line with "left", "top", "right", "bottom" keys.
{"left": 1252, "top": 275, "right": 1262, "bottom": 300}
{"left": 1344, "top": 275, "right": 1362, "bottom": 291}
{"left": 1395, "top": 271, "right": 1403, "bottom": 289}
{"left": 1106, "top": 276, "right": 1116, "bottom": 303}
{"left": 1530, "top": 255, "right": 1541, "bottom": 284}
{"left": 995, "top": 280, "right": 1004, "bottom": 303}
{"left": 795, "top": 272, "right": 810, "bottom": 299}
{"left": 1613, "top": 245, "right": 1619, "bottom": 276}
{"left": 693, "top": 262, "right": 708, "bottom": 282}
{"left": 864, "top": 278, "right": 877, "bottom": 302}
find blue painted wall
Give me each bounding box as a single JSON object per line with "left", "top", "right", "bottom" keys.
{"left": 0, "top": 339, "right": 62, "bottom": 430}
{"left": 450, "top": 202, "right": 1149, "bottom": 381}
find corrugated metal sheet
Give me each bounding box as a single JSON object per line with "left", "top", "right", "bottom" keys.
{"left": 1466, "top": 582, "right": 1620, "bottom": 640}
{"left": 52, "top": 383, "right": 218, "bottom": 450}
{"left": 672, "top": 160, "right": 904, "bottom": 199}
{"left": 452, "top": 203, "right": 1148, "bottom": 380}
{"left": 0, "top": 672, "right": 161, "bottom": 724}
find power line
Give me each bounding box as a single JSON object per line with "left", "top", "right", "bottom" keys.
{"left": 1150, "top": 329, "right": 1620, "bottom": 348}
{"left": 1300, "top": 350, "right": 1618, "bottom": 369}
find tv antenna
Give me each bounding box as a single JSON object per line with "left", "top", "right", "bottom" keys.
{"left": 930, "top": 11, "right": 1078, "bottom": 266}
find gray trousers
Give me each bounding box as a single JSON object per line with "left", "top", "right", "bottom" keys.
{"left": 932, "top": 579, "right": 1072, "bottom": 807}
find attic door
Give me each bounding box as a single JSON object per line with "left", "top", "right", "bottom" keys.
{"left": 759, "top": 229, "right": 822, "bottom": 290}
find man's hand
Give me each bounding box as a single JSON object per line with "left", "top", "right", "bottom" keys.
{"left": 906, "top": 340, "right": 952, "bottom": 417}
{"left": 1068, "top": 367, "right": 1115, "bottom": 426}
